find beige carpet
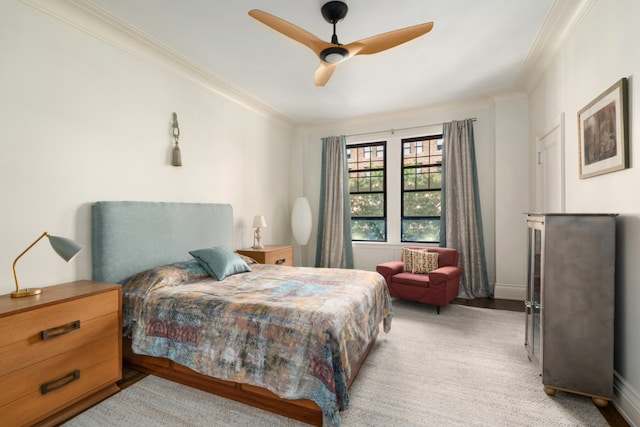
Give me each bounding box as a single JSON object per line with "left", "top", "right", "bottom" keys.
{"left": 64, "top": 300, "right": 608, "bottom": 426}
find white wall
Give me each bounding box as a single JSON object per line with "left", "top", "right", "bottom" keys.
{"left": 528, "top": 0, "right": 640, "bottom": 423}
{"left": 493, "top": 92, "right": 530, "bottom": 300}
{"left": 0, "top": 1, "right": 295, "bottom": 296}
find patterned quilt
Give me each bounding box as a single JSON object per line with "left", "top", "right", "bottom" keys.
{"left": 122, "top": 260, "right": 393, "bottom": 427}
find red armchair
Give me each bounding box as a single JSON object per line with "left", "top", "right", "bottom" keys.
{"left": 376, "top": 247, "right": 463, "bottom": 314}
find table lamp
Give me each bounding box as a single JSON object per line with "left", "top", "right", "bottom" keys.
{"left": 252, "top": 215, "right": 267, "bottom": 249}
{"left": 11, "top": 231, "right": 83, "bottom": 298}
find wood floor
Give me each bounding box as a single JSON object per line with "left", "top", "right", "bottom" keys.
{"left": 117, "top": 367, "right": 148, "bottom": 390}
{"left": 452, "top": 296, "right": 524, "bottom": 312}
{"left": 452, "top": 297, "right": 629, "bottom": 427}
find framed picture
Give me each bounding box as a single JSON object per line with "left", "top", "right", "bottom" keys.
{"left": 578, "top": 78, "right": 629, "bottom": 179}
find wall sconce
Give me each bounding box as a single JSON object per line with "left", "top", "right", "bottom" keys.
{"left": 291, "top": 197, "right": 312, "bottom": 246}
{"left": 252, "top": 215, "right": 267, "bottom": 249}
{"left": 171, "top": 112, "right": 182, "bottom": 166}
{"left": 12, "top": 231, "right": 83, "bottom": 298}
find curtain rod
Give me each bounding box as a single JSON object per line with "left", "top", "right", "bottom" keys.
{"left": 345, "top": 118, "right": 477, "bottom": 138}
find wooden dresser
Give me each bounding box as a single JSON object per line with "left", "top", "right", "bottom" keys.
{"left": 237, "top": 245, "right": 294, "bottom": 266}
{"left": 0, "top": 281, "right": 121, "bottom": 426}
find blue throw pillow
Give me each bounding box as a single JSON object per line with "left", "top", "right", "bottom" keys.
{"left": 189, "top": 247, "right": 251, "bottom": 281}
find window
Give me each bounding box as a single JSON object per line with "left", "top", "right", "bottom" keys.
{"left": 348, "top": 141, "right": 386, "bottom": 241}
{"left": 402, "top": 135, "right": 443, "bottom": 242}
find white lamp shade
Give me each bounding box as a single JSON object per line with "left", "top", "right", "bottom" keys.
{"left": 252, "top": 215, "right": 267, "bottom": 228}
{"left": 291, "top": 197, "right": 312, "bottom": 246}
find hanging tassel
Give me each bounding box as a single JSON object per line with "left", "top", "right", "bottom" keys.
{"left": 171, "top": 112, "right": 182, "bottom": 167}
{"left": 172, "top": 143, "right": 182, "bottom": 166}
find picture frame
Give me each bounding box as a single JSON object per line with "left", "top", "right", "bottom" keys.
{"left": 578, "top": 77, "right": 629, "bottom": 179}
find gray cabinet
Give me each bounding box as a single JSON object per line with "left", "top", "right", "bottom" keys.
{"left": 525, "top": 213, "right": 616, "bottom": 407}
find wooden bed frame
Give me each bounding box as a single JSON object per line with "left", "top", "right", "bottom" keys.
{"left": 91, "top": 201, "right": 383, "bottom": 426}
{"left": 123, "top": 329, "right": 378, "bottom": 426}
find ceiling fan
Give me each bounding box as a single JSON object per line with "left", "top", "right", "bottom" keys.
{"left": 249, "top": 1, "right": 434, "bottom": 87}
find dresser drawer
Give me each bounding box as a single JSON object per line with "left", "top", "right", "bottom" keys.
{"left": 263, "top": 247, "right": 293, "bottom": 266}
{"left": 0, "top": 334, "right": 119, "bottom": 408}
{"left": 1, "top": 355, "right": 120, "bottom": 426}
{"left": 0, "top": 293, "right": 119, "bottom": 375}
{"left": 0, "top": 291, "right": 118, "bottom": 345}
{"left": 237, "top": 245, "right": 293, "bottom": 266}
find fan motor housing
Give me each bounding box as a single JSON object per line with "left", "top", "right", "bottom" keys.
{"left": 321, "top": 1, "right": 348, "bottom": 24}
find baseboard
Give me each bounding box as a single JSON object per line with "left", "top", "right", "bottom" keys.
{"left": 614, "top": 372, "right": 640, "bottom": 426}
{"left": 493, "top": 283, "right": 525, "bottom": 301}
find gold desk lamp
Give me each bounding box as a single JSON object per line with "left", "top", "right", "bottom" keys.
{"left": 11, "top": 231, "right": 83, "bottom": 298}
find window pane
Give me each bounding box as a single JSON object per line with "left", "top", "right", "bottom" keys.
{"left": 349, "top": 171, "right": 382, "bottom": 192}
{"left": 369, "top": 170, "right": 384, "bottom": 191}
{"left": 350, "top": 193, "right": 384, "bottom": 216}
{"left": 403, "top": 167, "right": 441, "bottom": 191}
{"left": 348, "top": 145, "right": 384, "bottom": 172}
{"left": 423, "top": 167, "right": 441, "bottom": 190}
{"left": 403, "top": 139, "right": 443, "bottom": 168}
{"left": 352, "top": 219, "right": 386, "bottom": 241}
{"left": 403, "top": 168, "right": 416, "bottom": 190}
{"left": 403, "top": 191, "right": 441, "bottom": 216}
{"left": 402, "top": 218, "right": 440, "bottom": 242}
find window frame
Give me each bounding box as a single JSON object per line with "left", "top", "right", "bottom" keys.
{"left": 348, "top": 141, "right": 387, "bottom": 242}
{"left": 401, "top": 134, "right": 443, "bottom": 243}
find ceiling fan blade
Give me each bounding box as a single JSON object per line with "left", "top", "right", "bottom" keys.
{"left": 314, "top": 62, "right": 337, "bottom": 87}
{"left": 344, "top": 42, "right": 365, "bottom": 57}
{"left": 347, "top": 22, "right": 434, "bottom": 56}
{"left": 249, "top": 9, "right": 332, "bottom": 56}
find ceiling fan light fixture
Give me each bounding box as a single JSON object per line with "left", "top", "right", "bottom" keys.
{"left": 249, "top": 3, "right": 433, "bottom": 86}
{"left": 320, "top": 46, "right": 349, "bottom": 64}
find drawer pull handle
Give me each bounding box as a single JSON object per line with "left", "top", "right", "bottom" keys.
{"left": 41, "top": 320, "right": 81, "bottom": 340}
{"left": 41, "top": 370, "right": 80, "bottom": 395}
{"left": 275, "top": 258, "right": 286, "bottom": 265}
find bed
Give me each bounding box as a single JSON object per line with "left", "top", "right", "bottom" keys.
{"left": 91, "top": 201, "right": 392, "bottom": 427}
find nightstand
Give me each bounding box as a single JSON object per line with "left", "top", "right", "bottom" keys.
{"left": 237, "top": 245, "right": 294, "bottom": 266}
{"left": 0, "top": 280, "right": 122, "bottom": 427}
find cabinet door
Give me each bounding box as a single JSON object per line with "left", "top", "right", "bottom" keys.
{"left": 525, "top": 223, "right": 543, "bottom": 367}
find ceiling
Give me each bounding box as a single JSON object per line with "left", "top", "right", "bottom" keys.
{"left": 87, "top": 0, "right": 555, "bottom": 124}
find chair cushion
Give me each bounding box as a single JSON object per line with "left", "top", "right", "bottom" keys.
{"left": 412, "top": 250, "right": 439, "bottom": 274}
{"left": 402, "top": 247, "right": 414, "bottom": 272}
{"left": 392, "top": 272, "right": 431, "bottom": 288}
{"left": 402, "top": 248, "right": 439, "bottom": 274}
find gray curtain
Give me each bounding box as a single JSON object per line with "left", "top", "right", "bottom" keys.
{"left": 440, "top": 119, "right": 491, "bottom": 298}
{"left": 315, "top": 135, "right": 354, "bottom": 268}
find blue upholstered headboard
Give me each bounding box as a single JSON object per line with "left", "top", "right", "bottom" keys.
{"left": 92, "top": 201, "right": 233, "bottom": 284}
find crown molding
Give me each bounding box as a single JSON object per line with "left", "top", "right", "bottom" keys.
{"left": 20, "top": 0, "right": 294, "bottom": 127}
{"left": 515, "top": 0, "right": 597, "bottom": 93}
